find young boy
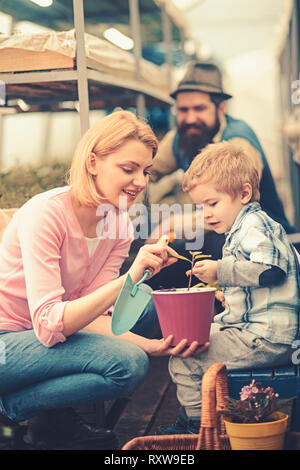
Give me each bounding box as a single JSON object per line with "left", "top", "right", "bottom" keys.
{"left": 157, "top": 141, "right": 299, "bottom": 435}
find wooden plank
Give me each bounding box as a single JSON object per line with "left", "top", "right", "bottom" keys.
{"left": 114, "top": 356, "right": 171, "bottom": 448}
{"left": 0, "top": 48, "right": 74, "bottom": 73}
{"left": 73, "top": 0, "right": 90, "bottom": 134}
{"left": 0, "top": 69, "right": 78, "bottom": 84}
{"left": 146, "top": 381, "right": 180, "bottom": 436}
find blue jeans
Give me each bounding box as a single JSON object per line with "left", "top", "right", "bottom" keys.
{"left": 0, "top": 298, "right": 158, "bottom": 422}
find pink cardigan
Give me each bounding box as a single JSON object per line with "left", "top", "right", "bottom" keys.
{"left": 0, "top": 187, "right": 133, "bottom": 347}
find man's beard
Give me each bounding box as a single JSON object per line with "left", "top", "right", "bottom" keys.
{"left": 178, "top": 116, "right": 220, "bottom": 163}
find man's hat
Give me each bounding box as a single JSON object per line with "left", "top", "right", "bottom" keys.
{"left": 170, "top": 61, "right": 232, "bottom": 100}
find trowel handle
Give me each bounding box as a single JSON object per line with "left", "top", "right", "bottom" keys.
{"left": 144, "top": 268, "right": 153, "bottom": 279}
{"left": 131, "top": 269, "right": 152, "bottom": 295}
{"left": 135, "top": 268, "right": 152, "bottom": 287}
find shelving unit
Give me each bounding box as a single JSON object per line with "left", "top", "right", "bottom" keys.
{"left": 0, "top": 0, "right": 177, "bottom": 135}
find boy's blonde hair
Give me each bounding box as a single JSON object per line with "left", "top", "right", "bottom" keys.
{"left": 68, "top": 110, "right": 158, "bottom": 206}
{"left": 182, "top": 141, "right": 260, "bottom": 201}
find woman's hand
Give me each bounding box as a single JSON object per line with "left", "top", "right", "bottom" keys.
{"left": 186, "top": 259, "right": 218, "bottom": 284}
{"left": 143, "top": 335, "right": 210, "bottom": 358}
{"left": 128, "top": 238, "right": 178, "bottom": 283}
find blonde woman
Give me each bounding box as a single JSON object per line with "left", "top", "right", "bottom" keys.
{"left": 0, "top": 111, "right": 204, "bottom": 450}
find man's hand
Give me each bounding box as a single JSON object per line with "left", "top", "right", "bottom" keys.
{"left": 186, "top": 259, "right": 218, "bottom": 284}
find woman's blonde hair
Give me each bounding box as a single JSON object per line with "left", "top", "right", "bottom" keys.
{"left": 68, "top": 110, "right": 158, "bottom": 206}
{"left": 182, "top": 141, "right": 260, "bottom": 201}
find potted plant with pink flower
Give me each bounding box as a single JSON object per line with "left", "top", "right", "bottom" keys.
{"left": 223, "top": 380, "right": 290, "bottom": 450}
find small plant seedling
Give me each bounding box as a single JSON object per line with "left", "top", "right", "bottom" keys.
{"left": 169, "top": 250, "right": 212, "bottom": 290}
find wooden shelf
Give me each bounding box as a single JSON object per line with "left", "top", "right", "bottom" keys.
{"left": 0, "top": 0, "right": 175, "bottom": 133}
{"left": 1, "top": 68, "right": 173, "bottom": 109}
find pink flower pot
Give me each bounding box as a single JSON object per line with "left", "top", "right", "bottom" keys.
{"left": 152, "top": 288, "right": 216, "bottom": 346}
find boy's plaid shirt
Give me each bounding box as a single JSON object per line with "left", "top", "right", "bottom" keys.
{"left": 215, "top": 202, "right": 299, "bottom": 344}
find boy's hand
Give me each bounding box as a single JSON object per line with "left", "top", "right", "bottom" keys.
{"left": 215, "top": 290, "right": 225, "bottom": 307}
{"left": 186, "top": 259, "right": 218, "bottom": 284}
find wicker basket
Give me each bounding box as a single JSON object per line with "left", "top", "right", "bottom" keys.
{"left": 122, "top": 363, "right": 231, "bottom": 450}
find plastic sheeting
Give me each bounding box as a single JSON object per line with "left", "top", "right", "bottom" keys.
{"left": 0, "top": 29, "right": 168, "bottom": 92}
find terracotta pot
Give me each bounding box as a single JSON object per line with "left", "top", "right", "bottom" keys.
{"left": 152, "top": 287, "right": 216, "bottom": 346}
{"left": 224, "top": 411, "right": 289, "bottom": 450}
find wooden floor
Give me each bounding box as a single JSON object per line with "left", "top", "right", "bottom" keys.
{"left": 90, "top": 357, "right": 179, "bottom": 448}
{"left": 111, "top": 356, "right": 180, "bottom": 449}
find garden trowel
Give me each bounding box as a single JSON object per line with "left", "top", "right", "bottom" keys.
{"left": 111, "top": 235, "right": 170, "bottom": 335}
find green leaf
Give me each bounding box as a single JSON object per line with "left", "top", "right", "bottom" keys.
{"left": 192, "top": 282, "right": 206, "bottom": 288}
{"left": 168, "top": 252, "right": 192, "bottom": 263}
{"left": 194, "top": 254, "right": 212, "bottom": 261}
{"left": 192, "top": 281, "right": 220, "bottom": 290}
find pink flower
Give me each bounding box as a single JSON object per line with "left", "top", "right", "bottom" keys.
{"left": 240, "top": 391, "right": 249, "bottom": 401}
{"left": 240, "top": 380, "right": 258, "bottom": 400}
{"left": 240, "top": 385, "right": 252, "bottom": 400}
{"left": 226, "top": 379, "right": 282, "bottom": 424}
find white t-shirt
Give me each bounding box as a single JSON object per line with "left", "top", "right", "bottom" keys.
{"left": 85, "top": 236, "right": 101, "bottom": 258}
